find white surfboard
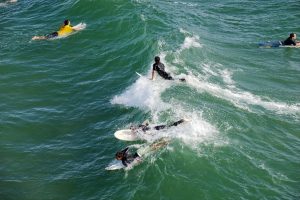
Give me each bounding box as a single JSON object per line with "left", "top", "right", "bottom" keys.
{"left": 105, "top": 160, "right": 124, "bottom": 171}
{"left": 136, "top": 72, "right": 143, "bottom": 77}
{"left": 114, "top": 129, "right": 139, "bottom": 141}
{"left": 105, "top": 157, "right": 143, "bottom": 171}
{"left": 72, "top": 22, "right": 86, "bottom": 31}
{"left": 279, "top": 45, "right": 300, "bottom": 48}
{"left": 114, "top": 119, "right": 191, "bottom": 141}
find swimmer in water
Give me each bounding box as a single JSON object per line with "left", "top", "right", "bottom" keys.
{"left": 32, "top": 20, "right": 82, "bottom": 40}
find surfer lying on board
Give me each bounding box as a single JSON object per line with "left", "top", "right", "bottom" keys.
{"left": 32, "top": 20, "right": 81, "bottom": 40}
{"left": 115, "top": 138, "right": 170, "bottom": 167}
{"left": 282, "top": 33, "right": 300, "bottom": 46}
{"left": 151, "top": 56, "right": 185, "bottom": 82}
{"left": 130, "top": 119, "right": 187, "bottom": 132}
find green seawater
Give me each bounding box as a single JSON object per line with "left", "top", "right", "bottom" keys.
{"left": 0, "top": 0, "right": 299, "bottom": 199}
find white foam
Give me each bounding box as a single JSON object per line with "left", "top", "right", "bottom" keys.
{"left": 140, "top": 14, "right": 146, "bottom": 21}
{"left": 186, "top": 74, "right": 300, "bottom": 115}
{"left": 202, "top": 63, "right": 219, "bottom": 77}
{"left": 111, "top": 74, "right": 172, "bottom": 111}
{"left": 0, "top": 0, "right": 17, "bottom": 7}
{"left": 178, "top": 29, "right": 202, "bottom": 50}
{"left": 220, "top": 69, "right": 235, "bottom": 85}
{"left": 174, "top": 1, "right": 197, "bottom": 7}
{"left": 180, "top": 36, "right": 202, "bottom": 50}
{"left": 133, "top": 108, "right": 221, "bottom": 150}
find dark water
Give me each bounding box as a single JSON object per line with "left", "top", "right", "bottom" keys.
{"left": 1, "top": 0, "right": 299, "bottom": 199}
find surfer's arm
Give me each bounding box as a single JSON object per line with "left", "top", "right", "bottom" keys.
{"left": 121, "top": 159, "right": 128, "bottom": 167}
{"left": 121, "top": 147, "right": 129, "bottom": 154}
{"left": 151, "top": 69, "right": 155, "bottom": 80}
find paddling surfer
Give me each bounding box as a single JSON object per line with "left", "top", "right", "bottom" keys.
{"left": 32, "top": 20, "right": 81, "bottom": 40}
{"left": 115, "top": 138, "right": 170, "bottom": 167}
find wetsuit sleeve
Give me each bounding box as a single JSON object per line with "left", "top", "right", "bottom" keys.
{"left": 170, "top": 119, "right": 184, "bottom": 126}
{"left": 153, "top": 64, "right": 156, "bottom": 71}
{"left": 121, "top": 147, "right": 129, "bottom": 155}
{"left": 121, "top": 158, "right": 128, "bottom": 167}
{"left": 283, "top": 38, "right": 296, "bottom": 46}
{"left": 133, "top": 152, "right": 140, "bottom": 158}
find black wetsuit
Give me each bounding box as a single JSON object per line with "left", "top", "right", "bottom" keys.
{"left": 153, "top": 62, "right": 173, "bottom": 80}
{"left": 119, "top": 147, "right": 140, "bottom": 167}
{"left": 46, "top": 32, "right": 58, "bottom": 39}
{"left": 282, "top": 37, "right": 296, "bottom": 46}
{"left": 138, "top": 124, "right": 150, "bottom": 132}
{"left": 139, "top": 119, "right": 185, "bottom": 131}
{"left": 154, "top": 119, "right": 185, "bottom": 130}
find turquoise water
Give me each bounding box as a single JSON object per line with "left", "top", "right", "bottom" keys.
{"left": 1, "top": 0, "right": 299, "bottom": 199}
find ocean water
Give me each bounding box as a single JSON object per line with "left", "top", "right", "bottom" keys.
{"left": 1, "top": 0, "right": 299, "bottom": 199}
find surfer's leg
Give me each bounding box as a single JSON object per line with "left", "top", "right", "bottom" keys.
{"left": 169, "top": 119, "right": 185, "bottom": 127}
{"left": 45, "top": 32, "right": 58, "bottom": 39}
{"left": 164, "top": 74, "right": 173, "bottom": 80}
{"left": 32, "top": 32, "right": 58, "bottom": 40}
{"left": 159, "top": 71, "right": 173, "bottom": 80}
{"left": 154, "top": 125, "right": 166, "bottom": 130}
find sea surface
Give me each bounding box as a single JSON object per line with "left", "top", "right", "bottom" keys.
{"left": 1, "top": 0, "right": 299, "bottom": 199}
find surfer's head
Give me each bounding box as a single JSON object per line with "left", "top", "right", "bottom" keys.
{"left": 290, "top": 33, "right": 296, "bottom": 39}
{"left": 115, "top": 152, "right": 124, "bottom": 160}
{"left": 154, "top": 56, "right": 160, "bottom": 63}
{"left": 64, "top": 20, "right": 70, "bottom": 26}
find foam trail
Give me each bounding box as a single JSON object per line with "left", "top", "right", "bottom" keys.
{"left": 186, "top": 75, "right": 300, "bottom": 115}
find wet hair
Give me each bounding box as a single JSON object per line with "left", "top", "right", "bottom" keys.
{"left": 154, "top": 56, "right": 160, "bottom": 62}
{"left": 290, "top": 33, "right": 295, "bottom": 38}
{"left": 64, "top": 20, "right": 70, "bottom": 26}
{"left": 115, "top": 152, "right": 123, "bottom": 160}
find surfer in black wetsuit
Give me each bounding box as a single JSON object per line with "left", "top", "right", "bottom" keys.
{"left": 115, "top": 147, "right": 141, "bottom": 167}
{"left": 131, "top": 119, "right": 186, "bottom": 132}
{"left": 282, "top": 33, "right": 299, "bottom": 46}
{"left": 115, "top": 138, "right": 170, "bottom": 167}
{"left": 151, "top": 56, "right": 185, "bottom": 82}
